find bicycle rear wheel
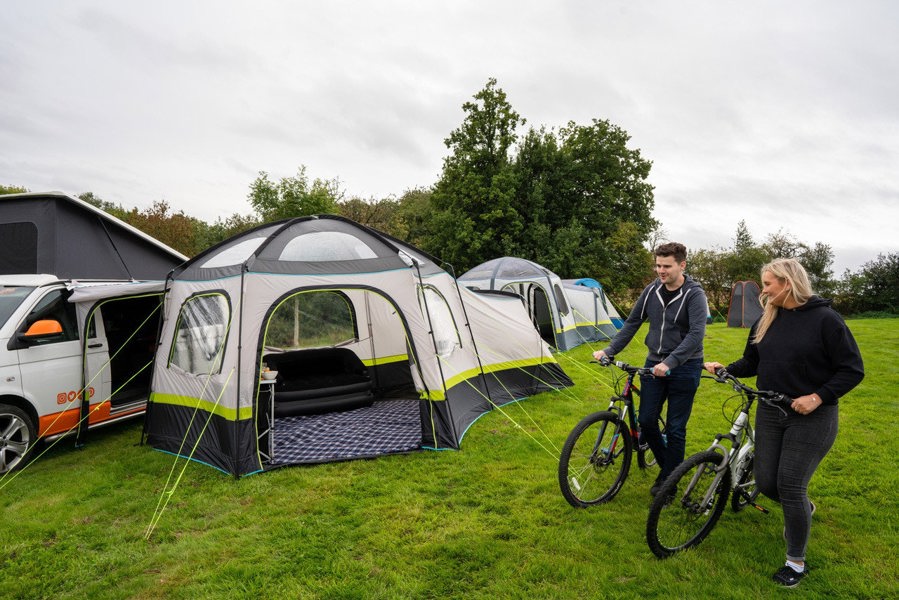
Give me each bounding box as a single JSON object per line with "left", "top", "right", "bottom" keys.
{"left": 558, "top": 411, "right": 632, "bottom": 507}
{"left": 646, "top": 450, "right": 731, "bottom": 558}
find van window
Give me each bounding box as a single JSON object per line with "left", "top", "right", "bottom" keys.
{"left": 23, "top": 289, "right": 79, "bottom": 344}
{"left": 0, "top": 285, "right": 35, "bottom": 326}
{"left": 265, "top": 291, "right": 357, "bottom": 350}
{"left": 170, "top": 294, "right": 230, "bottom": 375}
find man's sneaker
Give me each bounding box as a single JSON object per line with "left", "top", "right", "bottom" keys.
{"left": 773, "top": 565, "right": 807, "bottom": 588}
{"left": 650, "top": 474, "right": 665, "bottom": 496}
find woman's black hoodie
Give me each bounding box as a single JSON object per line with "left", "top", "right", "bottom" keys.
{"left": 726, "top": 296, "right": 864, "bottom": 404}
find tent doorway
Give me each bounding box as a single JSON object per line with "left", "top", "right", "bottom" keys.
{"left": 501, "top": 282, "right": 556, "bottom": 346}
{"left": 257, "top": 288, "right": 422, "bottom": 465}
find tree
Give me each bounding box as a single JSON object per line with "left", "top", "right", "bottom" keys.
{"left": 552, "top": 119, "right": 656, "bottom": 287}
{"left": 248, "top": 166, "right": 342, "bottom": 222}
{"left": 195, "top": 212, "right": 260, "bottom": 253}
{"left": 834, "top": 252, "right": 899, "bottom": 314}
{"left": 798, "top": 242, "right": 835, "bottom": 296}
{"left": 124, "top": 200, "right": 203, "bottom": 257}
{"left": 687, "top": 247, "right": 731, "bottom": 317}
{"left": 78, "top": 192, "right": 130, "bottom": 221}
{"left": 726, "top": 221, "right": 768, "bottom": 282}
{"left": 337, "top": 196, "right": 403, "bottom": 235}
{"left": 761, "top": 229, "right": 802, "bottom": 259}
{"left": 427, "top": 78, "right": 525, "bottom": 271}
{"left": 0, "top": 184, "right": 28, "bottom": 195}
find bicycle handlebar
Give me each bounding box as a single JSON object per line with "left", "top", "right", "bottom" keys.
{"left": 712, "top": 367, "right": 792, "bottom": 409}
{"left": 593, "top": 356, "right": 654, "bottom": 376}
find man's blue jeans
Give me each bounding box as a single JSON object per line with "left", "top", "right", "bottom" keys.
{"left": 638, "top": 357, "right": 702, "bottom": 480}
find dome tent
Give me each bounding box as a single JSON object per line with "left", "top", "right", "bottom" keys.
{"left": 459, "top": 257, "right": 617, "bottom": 351}
{"left": 727, "top": 280, "right": 763, "bottom": 328}
{"left": 144, "top": 216, "right": 571, "bottom": 476}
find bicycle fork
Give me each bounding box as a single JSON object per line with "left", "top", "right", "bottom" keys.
{"left": 706, "top": 412, "right": 770, "bottom": 514}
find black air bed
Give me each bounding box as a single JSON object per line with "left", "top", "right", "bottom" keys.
{"left": 264, "top": 348, "right": 374, "bottom": 417}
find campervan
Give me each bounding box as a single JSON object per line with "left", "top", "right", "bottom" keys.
{"left": 0, "top": 274, "right": 168, "bottom": 474}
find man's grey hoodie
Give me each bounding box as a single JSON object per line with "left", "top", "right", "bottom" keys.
{"left": 602, "top": 276, "right": 707, "bottom": 369}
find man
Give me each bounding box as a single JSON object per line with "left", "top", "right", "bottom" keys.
{"left": 593, "top": 242, "right": 707, "bottom": 495}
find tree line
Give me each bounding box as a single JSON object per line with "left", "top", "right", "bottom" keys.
{"left": 2, "top": 79, "right": 895, "bottom": 317}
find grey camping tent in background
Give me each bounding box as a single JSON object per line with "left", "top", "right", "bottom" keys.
{"left": 727, "top": 280, "right": 763, "bottom": 327}
{"left": 144, "top": 216, "right": 572, "bottom": 476}
{"left": 563, "top": 277, "right": 624, "bottom": 329}
{"left": 0, "top": 191, "right": 187, "bottom": 279}
{"left": 458, "top": 257, "right": 618, "bottom": 351}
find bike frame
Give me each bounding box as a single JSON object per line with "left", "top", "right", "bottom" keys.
{"left": 605, "top": 369, "right": 643, "bottom": 448}
{"left": 691, "top": 396, "right": 757, "bottom": 509}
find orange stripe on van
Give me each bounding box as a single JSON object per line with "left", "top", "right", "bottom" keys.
{"left": 38, "top": 400, "right": 115, "bottom": 437}
{"left": 39, "top": 409, "right": 81, "bottom": 437}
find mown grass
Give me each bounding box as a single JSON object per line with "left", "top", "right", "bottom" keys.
{"left": 1, "top": 320, "right": 896, "bottom": 599}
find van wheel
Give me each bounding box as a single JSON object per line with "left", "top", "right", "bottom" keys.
{"left": 0, "top": 404, "right": 36, "bottom": 474}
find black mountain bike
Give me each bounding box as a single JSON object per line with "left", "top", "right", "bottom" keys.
{"left": 645, "top": 368, "right": 792, "bottom": 558}
{"left": 558, "top": 358, "right": 666, "bottom": 507}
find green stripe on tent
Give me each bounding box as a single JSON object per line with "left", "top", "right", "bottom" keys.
{"left": 426, "top": 357, "right": 559, "bottom": 401}
{"left": 150, "top": 392, "right": 253, "bottom": 421}
{"left": 361, "top": 354, "right": 408, "bottom": 367}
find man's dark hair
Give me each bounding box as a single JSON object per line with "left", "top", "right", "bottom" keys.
{"left": 654, "top": 242, "right": 687, "bottom": 263}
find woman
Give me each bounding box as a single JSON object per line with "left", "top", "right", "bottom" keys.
{"left": 704, "top": 258, "right": 864, "bottom": 588}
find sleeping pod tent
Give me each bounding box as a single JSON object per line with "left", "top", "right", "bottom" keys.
{"left": 144, "top": 216, "right": 572, "bottom": 476}
{"left": 459, "top": 257, "right": 617, "bottom": 351}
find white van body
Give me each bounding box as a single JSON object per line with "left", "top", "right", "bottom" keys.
{"left": 0, "top": 274, "right": 165, "bottom": 473}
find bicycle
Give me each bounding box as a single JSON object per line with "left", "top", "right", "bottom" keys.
{"left": 558, "top": 357, "right": 666, "bottom": 507}
{"left": 645, "top": 367, "right": 792, "bottom": 558}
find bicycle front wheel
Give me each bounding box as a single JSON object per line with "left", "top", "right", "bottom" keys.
{"left": 558, "top": 411, "right": 632, "bottom": 507}
{"left": 646, "top": 450, "right": 731, "bottom": 558}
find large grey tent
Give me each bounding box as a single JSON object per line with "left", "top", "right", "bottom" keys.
{"left": 459, "top": 257, "right": 617, "bottom": 351}
{"left": 727, "top": 280, "right": 763, "bottom": 327}
{"left": 144, "top": 216, "right": 572, "bottom": 476}
{"left": 0, "top": 191, "right": 186, "bottom": 279}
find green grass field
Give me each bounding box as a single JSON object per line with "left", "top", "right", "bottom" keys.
{"left": 1, "top": 320, "right": 897, "bottom": 599}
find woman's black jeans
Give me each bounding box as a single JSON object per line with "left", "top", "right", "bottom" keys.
{"left": 754, "top": 402, "right": 838, "bottom": 562}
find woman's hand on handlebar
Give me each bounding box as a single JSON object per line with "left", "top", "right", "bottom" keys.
{"left": 593, "top": 350, "right": 608, "bottom": 362}
{"left": 703, "top": 361, "right": 724, "bottom": 375}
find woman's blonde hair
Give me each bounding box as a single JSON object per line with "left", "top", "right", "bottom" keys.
{"left": 753, "top": 258, "right": 814, "bottom": 343}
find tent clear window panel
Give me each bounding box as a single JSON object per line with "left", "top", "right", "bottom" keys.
{"left": 418, "top": 286, "right": 460, "bottom": 358}
{"left": 170, "top": 294, "right": 229, "bottom": 374}
{"left": 553, "top": 284, "right": 569, "bottom": 315}
{"left": 265, "top": 291, "right": 357, "bottom": 350}
{"left": 279, "top": 232, "right": 377, "bottom": 262}
{"left": 198, "top": 238, "right": 268, "bottom": 269}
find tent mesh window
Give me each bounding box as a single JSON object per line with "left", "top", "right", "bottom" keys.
{"left": 266, "top": 291, "right": 358, "bottom": 349}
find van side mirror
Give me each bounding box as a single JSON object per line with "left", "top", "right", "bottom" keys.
{"left": 19, "top": 319, "right": 65, "bottom": 343}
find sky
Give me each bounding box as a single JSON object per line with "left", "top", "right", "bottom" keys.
{"left": 2, "top": 1, "right": 897, "bottom": 274}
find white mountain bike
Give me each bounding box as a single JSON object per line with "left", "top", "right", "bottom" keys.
{"left": 645, "top": 368, "right": 792, "bottom": 558}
